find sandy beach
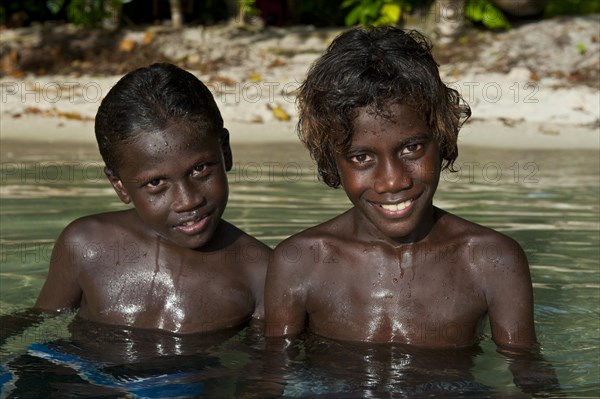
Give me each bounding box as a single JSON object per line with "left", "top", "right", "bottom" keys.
{"left": 1, "top": 16, "right": 598, "bottom": 149}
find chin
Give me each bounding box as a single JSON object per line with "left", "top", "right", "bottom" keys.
{"left": 367, "top": 213, "right": 424, "bottom": 243}
{"left": 188, "top": 235, "right": 215, "bottom": 250}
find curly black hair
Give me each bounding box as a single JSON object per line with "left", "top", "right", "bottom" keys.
{"left": 297, "top": 26, "right": 471, "bottom": 188}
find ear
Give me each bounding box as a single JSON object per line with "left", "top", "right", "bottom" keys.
{"left": 221, "top": 128, "right": 233, "bottom": 172}
{"left": 104, "top": 167, "right": 132, "bottom": 204}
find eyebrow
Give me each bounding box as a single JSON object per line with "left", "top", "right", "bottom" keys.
{"left": 348, "top": 133, "right": 431, "bottom": 152}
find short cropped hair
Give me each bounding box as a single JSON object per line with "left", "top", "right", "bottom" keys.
{"left": 95, "top": 63, "right": 223, "bottom": 174}
{"left": 297, "top": 26, "right": 471, "bottom": 188}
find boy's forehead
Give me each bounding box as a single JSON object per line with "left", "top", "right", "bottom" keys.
{"left": 119, "top": 125, "right": 222, "bottom": 158}
{"left": 351, "top": 104, "right": 427, "bottom": 132}
{"left": 165, "top": 118, "right": 222, "bottom": 138}
{"left": 137, "top": 121, "right": 220, "bottom": 145}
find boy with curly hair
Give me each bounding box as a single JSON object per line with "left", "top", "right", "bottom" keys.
{"left": 265, "top": 26, "right": 537, "bottom": 352}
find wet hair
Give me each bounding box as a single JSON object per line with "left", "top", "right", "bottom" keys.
{"left": 297, "top": 26, "right": 471, "bottom": 188}
{"left": 95, "top": 63, "right": 224, "bottom": 174}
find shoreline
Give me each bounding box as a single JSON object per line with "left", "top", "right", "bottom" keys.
{"left": 1, "top": 115, "right": 598, "bottom": 150}
{"left": 1, "top": 17, "right": 598, "bottom": 151}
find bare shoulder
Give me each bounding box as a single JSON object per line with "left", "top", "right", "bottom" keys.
{"left": 216, "top": 220, "right": 271, "bottom": 264}
{"left": 55, "top": 209, "right": 138, "bottom": 249}
{"left": 435, "top": 210, "right": 536, "bottom": 349}
{"left": 265, "top": 214, "right": 349, "bottom": 336}
{"left": 436, "top": 209, "right": 529, "bottom": 276}
{"left": 272, "top": 211, "right": 352, "bottom": 271}
{"left": 35, "top": 210, "right": 138, "bottom": 311}
{"left": 50, "top": 209, "right": 151, "bottom": 272}
{"left": 216, "top": 220, "right": 271, "bottom": 289}
{"left": 217, "top": 221, "right": 271, "bottom": 317}
{"left": 264, "top": 214, "right": 352, "bottom": 338}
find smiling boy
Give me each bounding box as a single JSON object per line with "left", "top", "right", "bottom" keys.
{"left": 34, "top": 63, "right": 270, "bottom": 334}
{"left": 265, "top": 27, "right": 538, "bottom": 352}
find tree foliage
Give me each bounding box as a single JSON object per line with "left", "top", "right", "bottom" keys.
{"left": 465, "top": 0, "right": 511, "bottom": 30}
{"left": 1, "top": 0, "right": 598, "bottom": 29}
{"left": 46, "top": 0, "right": 129, "bottom": 28}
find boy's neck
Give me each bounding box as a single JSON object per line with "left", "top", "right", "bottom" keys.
{"left": 353, "top": 205, "right": 440, "bottom": 247}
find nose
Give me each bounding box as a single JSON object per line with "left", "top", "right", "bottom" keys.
{"left": 373, "top": 157, "right": 413, "bottom": 194}
{"left": 172, "top": 179, "right": 205, "bottom": 213}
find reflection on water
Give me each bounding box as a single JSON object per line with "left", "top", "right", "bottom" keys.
{"left": 291, "top": 335, "right": 491, "bottom": 397}
{"left": 1, "top": 139, "right": 599, "bottom": 397}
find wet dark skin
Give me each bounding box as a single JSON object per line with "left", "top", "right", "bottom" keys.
{"left": 33, "top": 122, "right": 270, "bottom": 334}
{"left": 265, "top": 104, "right": 536, "bottom": 349}
{"left": 263, "top": 104, "right": 563, "bottom": 396}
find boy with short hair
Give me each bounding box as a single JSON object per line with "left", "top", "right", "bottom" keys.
{"left": 34, "top": 63, "right": 270, "bottom": 333}
{"left": 265, "top": 26, "right": 537, "bottom": 352}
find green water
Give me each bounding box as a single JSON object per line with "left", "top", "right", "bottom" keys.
{"left": 1, "top": 140, "right": 599, "bottom": 397}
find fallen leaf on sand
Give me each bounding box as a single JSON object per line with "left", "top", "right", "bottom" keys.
{"left": 119, "top": 39, "right": 137, "bottom": 52}
{"left": 268, "top": 103, "right": 290, "bottom": 121}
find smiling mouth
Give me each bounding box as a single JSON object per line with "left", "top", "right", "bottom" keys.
{"left": 372, "top": 198, "right": 415, "bottom": 218}
{"left": 175, "top": 213, "right": 210, "bottom": 234}
{"left": 379, "top": 200, "right": 413, "bottom": 212}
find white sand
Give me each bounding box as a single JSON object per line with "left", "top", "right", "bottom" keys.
{"left": 1, "top": 18, "right": 598, "bottom": 149}
{"left": 1, "top": 71, "right": 598, "bottom": 149}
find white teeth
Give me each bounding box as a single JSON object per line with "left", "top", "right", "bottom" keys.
{"left": 184, "top": 220, "right": 195, "bottom": 226}
{"left": 380, "top": 200, "right": 412, "bottom": 211}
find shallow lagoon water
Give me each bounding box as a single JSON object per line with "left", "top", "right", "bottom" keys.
{"left": 0, "top": 139, "right": 598, "bottom": 398}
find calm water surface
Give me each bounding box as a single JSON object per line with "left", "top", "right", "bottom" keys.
{"left": 0, "top": 139, "right": 598, "bottom": 398}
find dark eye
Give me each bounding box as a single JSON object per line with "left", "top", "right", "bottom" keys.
{"left": 192, "top": 164, "right": 207, "bottom": 176}
{"left": 147, "top": 178, "right": 161, "bottom": 187}
{"left": 401, "top": 144, "right": 423, "bottom": 155}
{"left": 350, "top": 154, "right": 372, "bottom": 164}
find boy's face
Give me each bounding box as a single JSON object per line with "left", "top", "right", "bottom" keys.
{"left": 107, "top": 123, "right": 231, "bottom": 249}
{"left": 335, "top": 103, "right": 441, "bottom": 243}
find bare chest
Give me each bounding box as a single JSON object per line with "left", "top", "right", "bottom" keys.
{"left": 306, "top": 252, "right": 487, "bottom": 345}
{"left": 76, "top": 249, "right": 254, "bottom": 333}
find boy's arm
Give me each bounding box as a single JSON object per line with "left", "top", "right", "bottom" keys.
{"left": 242, "top": 239, "right": 309, "bottom": 398}
{"left": 34, "top": 223, "right": 84, "bottom": 312}
{"left": 245, "top": 239, "right": 271, "bottom": 331}
{"left": 483, "top": 235, "right": 562, "bottom": 396}
{"left": 1, "top": 223, "right": 84, "bottom": 346}
{"left": 255, "top": 240, "right": 309, "bottom": 396}
{"left": 484, "top": 236, "right": 537, "bottom": 351}
{"left": 264, "top": 239, "right": 309, "bottom": 338}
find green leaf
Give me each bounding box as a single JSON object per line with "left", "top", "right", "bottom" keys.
{"left": 345, "top": 6, "right": 362, "bottom": 26}
{"left": 380, "top": 3, "right": 402, "bottom": 23}
{"left": 465, "top": 0, "right": 484, "bottom": 21}
{"left": 46, "top": 0, "right": 65, "bottom": 15}
{"left": 341, "top": 0, "right": 358, "bottom": 10}
{"left": 481, "top": 3, "right": 511, "bottom": 29}
{"left": 465, "top": 0, "right": 510, "bottom": 30}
